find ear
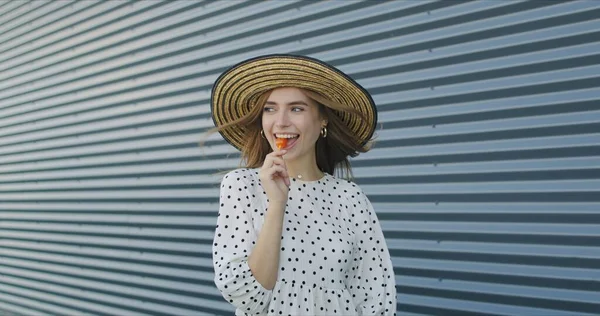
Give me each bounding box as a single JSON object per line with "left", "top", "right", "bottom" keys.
{"left": 322, "top": 120, "right": 328, "bottom": 127}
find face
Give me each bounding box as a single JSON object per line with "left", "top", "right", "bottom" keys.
{"left": 261, "top": 87, "right": 327, "bottom": 162}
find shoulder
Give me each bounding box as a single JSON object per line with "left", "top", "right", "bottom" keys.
{"left": 327, "top": 175, "right": 365, "bottom": 199}
{"left": 328, "top": 176, "right": 375, "bottom": 221}
{"left": 220, "top": 168, "right": 261, "bottom": 189}
{"left": 221, "top": 168, "right": 259, "bottom": 182}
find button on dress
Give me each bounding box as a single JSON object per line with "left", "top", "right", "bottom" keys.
{"left": 213, "top": 168, "right": 396, "bottom": 316}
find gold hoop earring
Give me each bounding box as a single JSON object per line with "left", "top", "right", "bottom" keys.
{"left": 260, "top": 130, "right": 266, "bottom": 139}
{"left": 321, "top": 127, "right": 327, "bottom": 138}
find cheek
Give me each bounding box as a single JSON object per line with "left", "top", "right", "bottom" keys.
{"left": 303, "top": 126, "right": 321, "bottom": 144}
{"left": 261, "top": 116, "right": 271, "bottom": 131}
{"left": 261, "top": 120, "right": 271, "bottom": 142}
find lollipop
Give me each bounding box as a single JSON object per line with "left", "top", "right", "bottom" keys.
{"left": 275, "top": 138, "right": 288, "bottom": 150}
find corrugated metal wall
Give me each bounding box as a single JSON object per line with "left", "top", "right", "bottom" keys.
{"left": 1, "top": 0, "right": 599, "bottom": 315}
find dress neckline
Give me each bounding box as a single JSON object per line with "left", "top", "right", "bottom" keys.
{"left": 291, "top": 172, "right": 330, "bottom": 184}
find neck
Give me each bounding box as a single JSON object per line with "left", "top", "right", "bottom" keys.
{"left": 284, "top": 155, "right": 323, "bottom": 181}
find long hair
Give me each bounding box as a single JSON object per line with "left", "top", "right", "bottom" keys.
{"left": 201, "top": 88, "right": 375, "bottom": 180}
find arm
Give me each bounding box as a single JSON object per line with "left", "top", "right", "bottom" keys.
{"left": 249, "top": 149, "right": 290, "bottom": 290}
{"left": 248, "top": 199, "right": 286, "bottom": 290}
{"left": 213, "top": 170, "right": 275, "bottom": 314}
{"left": 346, "top": 187, "right": 397, "bottom": 315}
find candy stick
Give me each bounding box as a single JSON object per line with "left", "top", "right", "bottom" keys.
{"left": 276, "top": 138, "right": 289, "bottom": 185}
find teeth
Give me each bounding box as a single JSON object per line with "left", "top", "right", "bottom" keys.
{"left": 275, "top": 134, "right": 299, "bottom": 139}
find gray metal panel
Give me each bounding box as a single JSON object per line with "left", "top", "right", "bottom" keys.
{"left": 1, "top": 0, "right": 599, "bottom": 315}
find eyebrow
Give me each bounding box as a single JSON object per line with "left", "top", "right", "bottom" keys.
{"left": 264, "top": 100, "right": 309, "bottom": 106}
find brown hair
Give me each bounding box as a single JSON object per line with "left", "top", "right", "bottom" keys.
{"left": 201, "top": 88, "right": 375, "bottom": 180}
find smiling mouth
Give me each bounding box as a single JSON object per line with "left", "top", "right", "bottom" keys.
{"left": 274, "top": 133, "right": 299, "bottom": 150}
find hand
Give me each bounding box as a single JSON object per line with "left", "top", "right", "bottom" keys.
{"left": 258, "top": 150, "right": 290, "bottom": 205}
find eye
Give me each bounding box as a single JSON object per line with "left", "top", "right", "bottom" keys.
{"left": 291, "top": 107, "right": 304, "bottom": 112}
{"left": 263, "top": 107, "right": 274, "bottom": 112}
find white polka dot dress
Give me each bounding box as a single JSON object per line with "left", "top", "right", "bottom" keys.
{"left": 213, "top": 168, "right": 397, "bottom": 316}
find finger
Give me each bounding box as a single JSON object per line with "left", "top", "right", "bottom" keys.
{"left": 262, "top": 154, "right": 279, "bottom": 168}
{"left": 272, "top": 165, "right": 289, "bottom": 178}
{"left": 270, "top": 156, "right": 286, "bottom": 167}
{"left": 263, "top": 150, "right": 285, "bottom": 165}
{"left": 262, "top": 152, "right": 288, "bottom": 175}
{"left": 265, "top": 154, "right": 287, "bottom": 168}
{"left": 269, "top": 165, "right": 289, "bottom": 181}
{"left": 270, "top": 149, "right": 287, "bottom": 157}
{"left": 262, "top": 155, "right": 274, "bottom": 169}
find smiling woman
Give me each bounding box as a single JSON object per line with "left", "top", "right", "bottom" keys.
{"left": 202, "top": 54, "right": 395, "bottom": 316}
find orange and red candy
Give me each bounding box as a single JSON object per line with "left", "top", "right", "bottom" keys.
{"left": 275, "top": 138, "right": 287, "bottom": 150}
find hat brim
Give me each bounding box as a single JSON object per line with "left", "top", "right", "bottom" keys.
{"left": 211, "top": 54, "right": 377, "bottom": 151}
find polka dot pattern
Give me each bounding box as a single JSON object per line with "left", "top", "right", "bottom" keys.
{"left": 213, "top": 168, "right": 396, "bottom": 315}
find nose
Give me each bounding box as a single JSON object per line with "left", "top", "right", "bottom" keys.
{"left": 274, "top": 109, "right": 291, "bottom": 127}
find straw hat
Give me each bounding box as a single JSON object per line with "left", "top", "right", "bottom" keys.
{"left": 210, "top": 54, "right": 377, "bottom": 151}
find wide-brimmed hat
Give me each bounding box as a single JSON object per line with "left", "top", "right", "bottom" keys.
{"left": 210, "top": 54, "right": 377, "bottom": 151}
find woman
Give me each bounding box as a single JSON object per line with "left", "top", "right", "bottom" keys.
{"left": 209, "top": 54, "right": 396, "bottom": 315}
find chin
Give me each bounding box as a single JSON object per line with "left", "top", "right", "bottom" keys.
{"left": 282, "top": 151, "right": 297, "bottom": 160}
{"left": 283, "top": 148, "right": 303, "bottom": 159}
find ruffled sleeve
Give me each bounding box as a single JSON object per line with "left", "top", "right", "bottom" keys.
{"left": 212, "top": 169, "right": 272, "bottom": 315}
{"left": 346, "top": 187, "right": 397, "bottom": 315}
